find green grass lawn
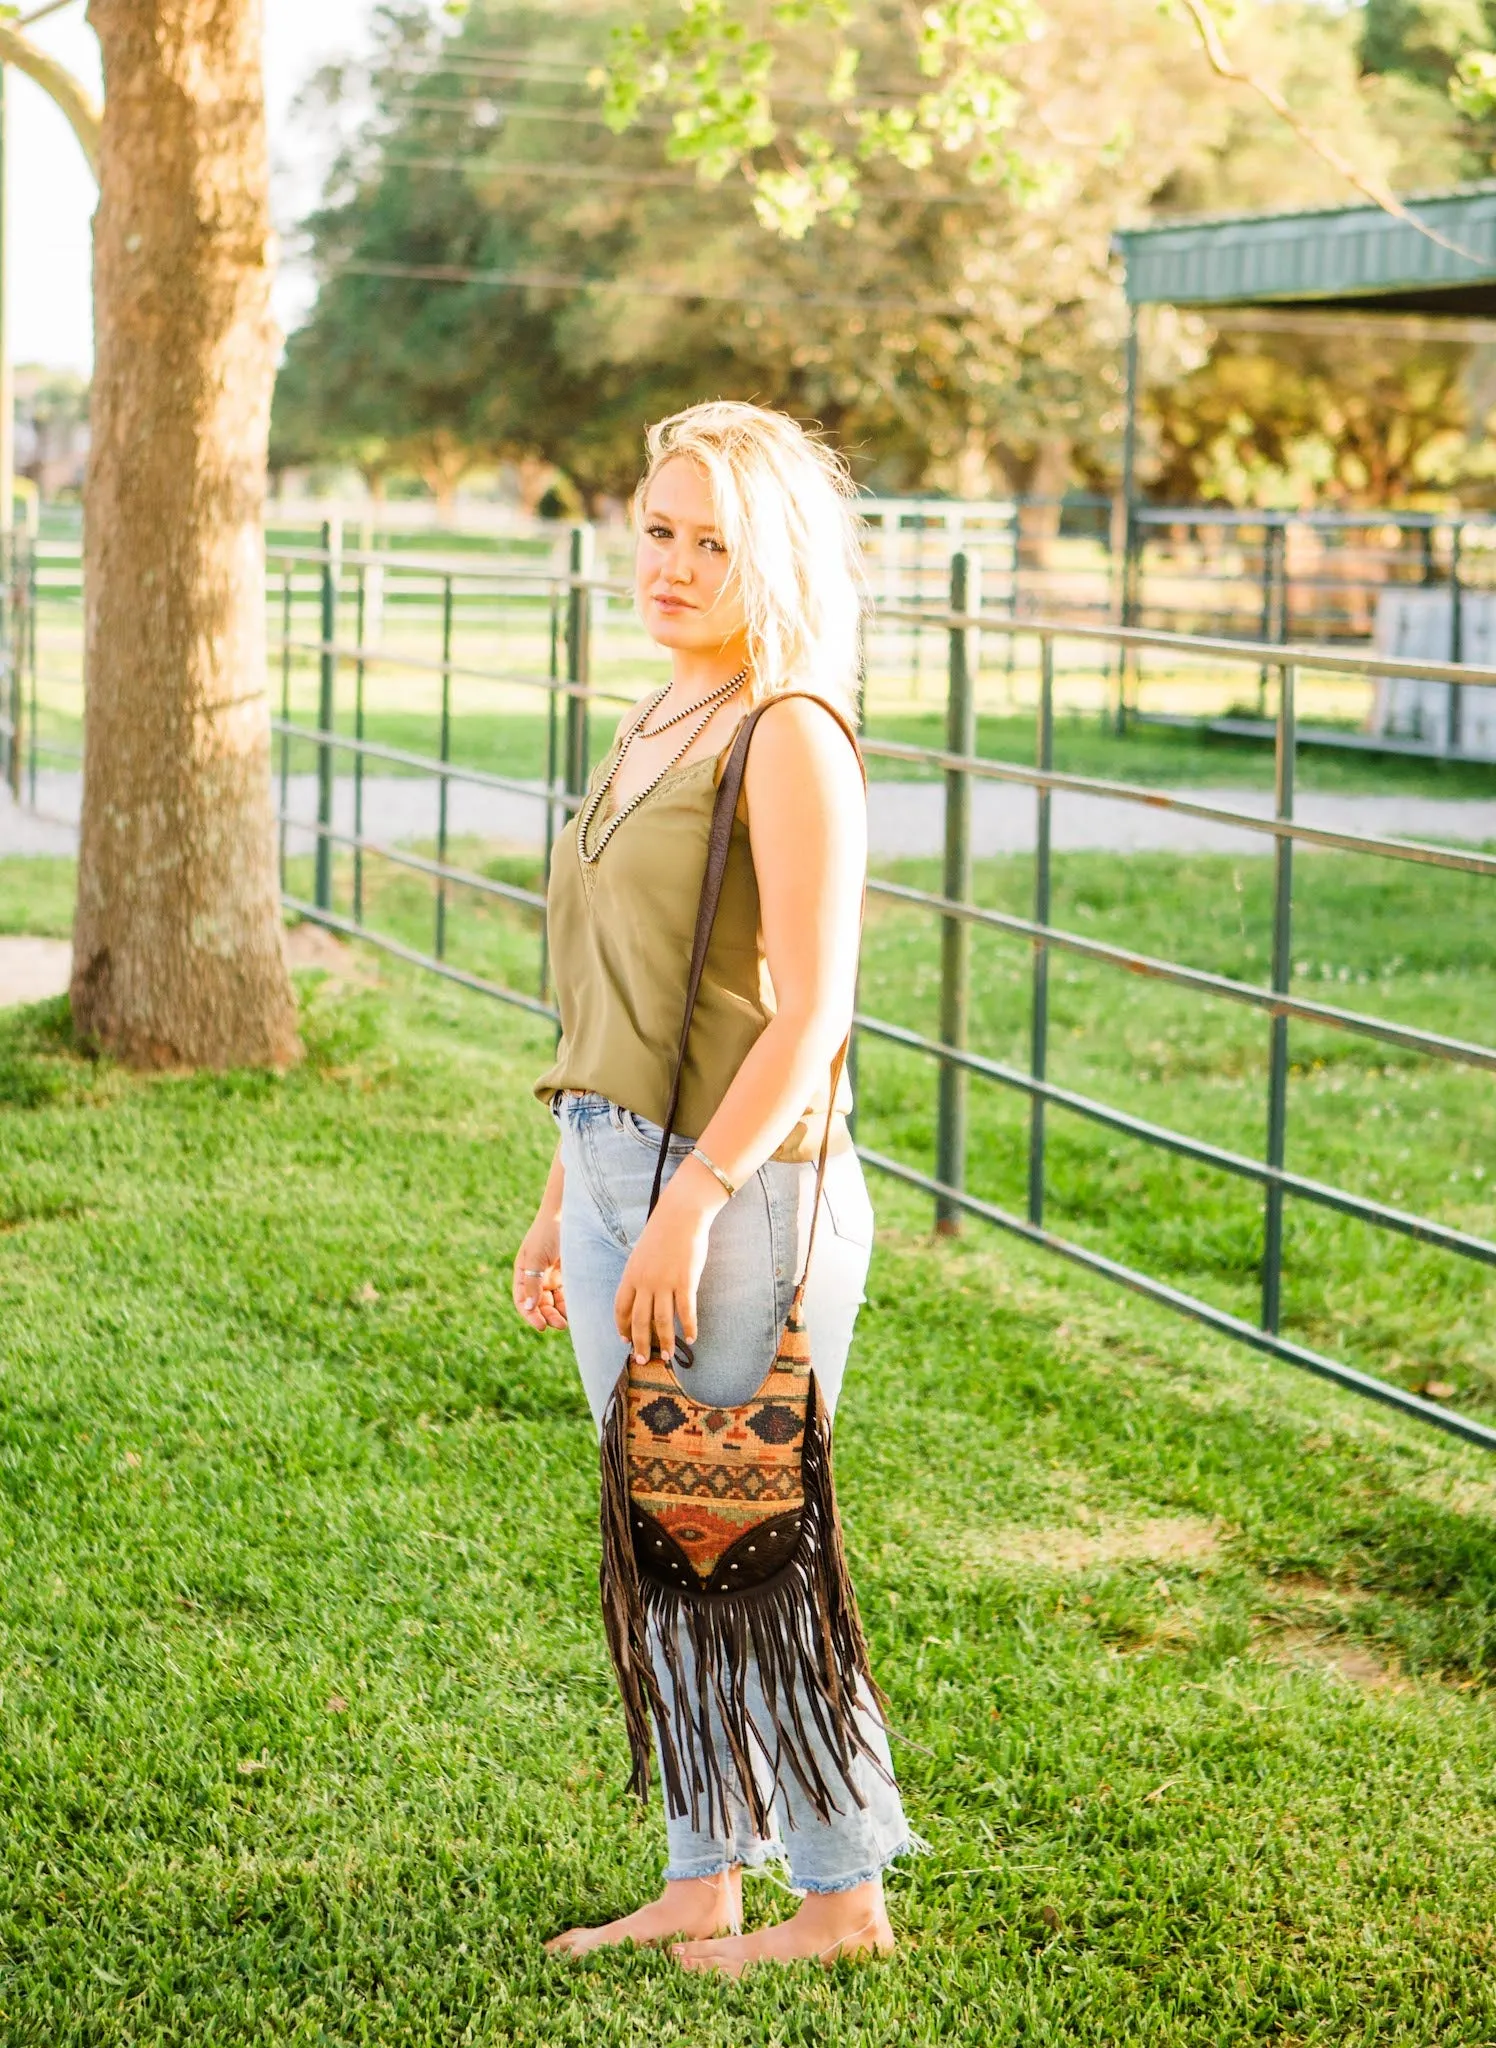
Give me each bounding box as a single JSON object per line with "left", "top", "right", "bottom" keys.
{"left": 2, "top": 862, "right": 1495, "bottom": 2043}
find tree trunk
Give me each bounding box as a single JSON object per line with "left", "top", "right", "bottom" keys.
{"left": 514, "top": 453, "right": 557, "bottom": 517}
{"left": 73, "top": 0, "right": 298, "bottom": 1068}
{"left": 1017, "top": 435, "right": 1073, "bottom": 569}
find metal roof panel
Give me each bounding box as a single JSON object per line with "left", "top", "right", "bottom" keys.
{"left": 1113, "top": 185, "right": 1496, "bottom": 306}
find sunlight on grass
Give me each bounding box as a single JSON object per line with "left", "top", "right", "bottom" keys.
{"left": 0, "top": 928, "right": 1493, "bottom": 2042}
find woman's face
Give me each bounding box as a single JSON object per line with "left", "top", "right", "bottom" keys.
{"left": 634, "top": 456, "right": 748, "bottom": 657}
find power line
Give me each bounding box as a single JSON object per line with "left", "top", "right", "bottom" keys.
{"left": 335, "top": 256, "right": 984, "bottom": 320}
{"left": 376, "top": 150, "right": 1005, "bottom": 208}
{"left": 449, "top": 39, "right": 936, "bottom": 104}
{"left": 381, "top": 53, "right": 919, "bottom": 114}
{"left": 384, "top": 154, "right": 699, "bottom": 189}
{"left": 388, "top": 95, "right": 676, "bottom": 131}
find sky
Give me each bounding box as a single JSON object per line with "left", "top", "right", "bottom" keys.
{"left": 11, "top": 0, "right": 390, "bottom": 375}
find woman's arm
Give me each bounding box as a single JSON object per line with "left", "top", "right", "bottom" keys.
{"left": 613, "top": 695, "right": 866, "bottom": 1365}
{"left": 512, "top": 1141, "right": 568, "bottom": 1331}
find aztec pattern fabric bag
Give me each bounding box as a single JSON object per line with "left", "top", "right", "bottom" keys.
{"left": 598, "top": 699, "right": 886, "bottom": 1838}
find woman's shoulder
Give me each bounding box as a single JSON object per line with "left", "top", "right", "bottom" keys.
{"left": 748, "top": 689, "right": 864, "bottom": 783}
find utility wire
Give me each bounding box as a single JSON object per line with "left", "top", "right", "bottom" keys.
{"left": 334, "top": 256, "right": 982, "bottom": 319}
{"left": 384, "top": 154, "right": 700, "bottom": 189}
{"left": 377, "top": 151, "right": 1004, "bottom": 206}
{"left": 447, "top": 39, "right": 934, "bottom": 103}
{"left": 389, "top": 95, "right": 676, "bottom": 130}
{"left": 379, "top": 54, "right": 916, "bottom": 113}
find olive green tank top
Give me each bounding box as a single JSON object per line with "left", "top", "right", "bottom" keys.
{"left": 532, "top": 693, "right": 858, "bottom": 1163}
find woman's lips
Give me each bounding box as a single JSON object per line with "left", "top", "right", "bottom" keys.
{"left": 651, "top": 593, "right": 695, "bottom": 612}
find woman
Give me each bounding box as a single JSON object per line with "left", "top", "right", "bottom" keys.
{"left": 511, "top": 401, "right": 915, "bottom": 1977}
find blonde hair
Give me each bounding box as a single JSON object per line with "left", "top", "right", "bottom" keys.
{"left": 633, "top": 400, "right": 865, "bottom": 720}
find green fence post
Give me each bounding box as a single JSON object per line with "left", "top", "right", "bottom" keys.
{"left": 1257, "top": 520, "right": 1284, "bottom": 718}
{"left": 564, "top": 523, "right": 594, "bottom": 805}
{"left": 539, "top": 579, "right": 562, "bottom": 1006}
{"left": 353, "top": 564, "right": 367, "bottom": 925}
{"left": 1448, "top": 522, "right": 1464, "bottom": 755}
{"left": 3, "top": 533, "right": 17, "bottom": 800}
{"left": 1028, "top": 633, "right": 1055, "bottom": 1226}
{"left": 1118, "top": 504, "right": 1139, "bottom": 737}
{"left": 277, "top": 563, "right": 291, "bottom": 888}
{"left": 435, "top": 573, "right": 454, "bottom": 960}
{"left": 25, "top": 533, "right": 38, "bottom": 810}
{"left": 935, "top": 548, "right": 979, "bottom": 1234}
{"left": 1262, "top": 660, "right": 1296, "bottom": 1334}
{"left": 314, "top": 519, "right": 337, "bottom": 912}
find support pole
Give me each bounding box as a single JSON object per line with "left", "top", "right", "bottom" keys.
{"left": 564, "top": 523, "right": 594, "bottom": 804}
{"left": 435, "top": 573, "right": 453, "bottom": 960}
{"left": 1116, "top": 301, "right": 1140, "bottom": 735}
{"left": 1448, "top": 521, "right": 1464, "bottom": 756}
{"left": 1262, "top": 661, "right": 1296, "bottom": 1336}
{"left": 539, "top": 581, "right": 561, "bottom": 1006}
{"left": 1028, "top": 635, "right": 1055, "bottom": 1226}
{"left": 277, "top": 566, "right": 291, "bottom": 887}
{"left": 314, "top": 519, "right": 338, "bottom": 912}
{"left": 1119, "top": 301, "right": 1139, "bottom": 540}
{"left": 935, "top": 549, "right": 979, "bottom": 1234}
{"left": 353, "top": 565, "right": 366, "bottom": 924}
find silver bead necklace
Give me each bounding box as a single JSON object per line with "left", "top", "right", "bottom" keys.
{"left": 576, "top": 666, "right": 750, "bottom": 865}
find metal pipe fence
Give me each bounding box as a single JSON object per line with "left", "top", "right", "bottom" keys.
{"left": 1122, "top": 505, "right": 1496, "bottom": 760}
{"left": 261, "top": 532, "right": 1496, "bottom": 1454}
{"left": 0, "top": 532, "right": 40, "bottom": 803}
{"left": 28, "top": 496, "right": 1496, "bottom": 766}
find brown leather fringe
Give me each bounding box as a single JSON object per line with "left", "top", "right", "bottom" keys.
{"left": 599, "top": 1368, "right": 890, "bottom": 1838}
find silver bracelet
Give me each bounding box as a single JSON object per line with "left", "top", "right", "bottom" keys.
{"left": 689, "top": 1145, "right": 738, "bottom": 1200}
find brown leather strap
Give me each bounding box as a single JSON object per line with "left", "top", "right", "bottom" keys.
{"left": 646, "top": 695, "right": 864, "bottom": 1304}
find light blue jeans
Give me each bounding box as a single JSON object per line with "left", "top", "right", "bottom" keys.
{"left": 553, "top": 1088, "right": 917, "bottom": 1894}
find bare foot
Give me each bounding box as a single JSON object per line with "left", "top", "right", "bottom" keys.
{"left": 674, "top": 1879, "right": 894, "bottom": 1980}
{"left": 546, "top": 1870, "right": 742, "bottom": 1958}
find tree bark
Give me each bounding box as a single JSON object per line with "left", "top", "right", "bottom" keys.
{"left": 73, "top": 0, "right": 298, "bottom": 1068}
{"left": 1017, "top": 435, "right": 1073, "bottom": 569}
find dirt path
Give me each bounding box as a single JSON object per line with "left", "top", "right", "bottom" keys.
{"left": 9, "top": 769, "right": 1496, "bottom": 861}
{"left": 0, "top": 925, "right": 369, "bottom": 1011}
{"left": 0, "top": 937, "right": 72, "bottom": 1008}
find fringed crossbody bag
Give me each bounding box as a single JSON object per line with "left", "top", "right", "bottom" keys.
{"left": 598, "top": 699, "right": 886, "bottom": 1839}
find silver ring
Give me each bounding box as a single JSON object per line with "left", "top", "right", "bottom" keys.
{"left": 519, "top": 1268, "right": 547, "bottom": 1278}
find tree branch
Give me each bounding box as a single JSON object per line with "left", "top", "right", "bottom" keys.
{"left": 1176, "top": 0, "right": 1482, "bottom": 268}
{"left": 0, "top": 21, "right": 101, "bottom": 180}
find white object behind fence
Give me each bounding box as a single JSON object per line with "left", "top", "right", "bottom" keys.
{"left": 1372, "top": 590, "right": 1496, "bottom": 760}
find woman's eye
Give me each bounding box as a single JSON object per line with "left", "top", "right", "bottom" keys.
{"left": 646, "top": 524, "right": 672, "bottom": 540}
{"left": 701, "top": 537, "right": 726, "bottom": 555}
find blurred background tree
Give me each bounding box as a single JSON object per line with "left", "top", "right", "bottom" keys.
{"left": 276, "top": 0, "right": 1496, "bottom": 513}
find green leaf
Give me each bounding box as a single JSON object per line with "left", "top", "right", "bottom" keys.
{"left": 1452, "top": 50, "right": 1496, "bottom": 121}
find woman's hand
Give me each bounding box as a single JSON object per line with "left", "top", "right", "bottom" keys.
{"left": 614, "top": 1161, "right": 724, "bottom": 1364}
{"left": 512, "top": 1211, "right": 567, "bottom": 1332}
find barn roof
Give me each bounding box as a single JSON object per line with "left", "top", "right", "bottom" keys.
{"left": 1112, "top": 184, "right": 1496, "bottom": 316}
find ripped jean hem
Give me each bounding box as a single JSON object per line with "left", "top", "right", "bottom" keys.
{"left": 663, "top": 1841, "right": 789, "bottom": 1884}
{"left": 788, "top": 1830, "right": 932, "bottom": 1897}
